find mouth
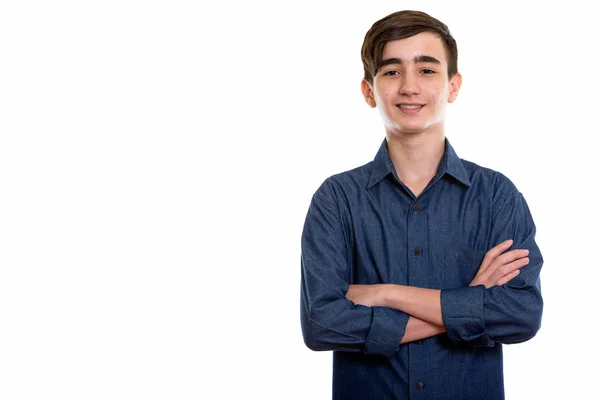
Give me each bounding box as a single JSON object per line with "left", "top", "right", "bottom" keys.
{"left": 396, "top": 104, "right": 424, "bottom": 114}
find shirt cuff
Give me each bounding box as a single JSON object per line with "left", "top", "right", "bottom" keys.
{"left": 441, "top": 285, "right": 493, "bottom": 346}
{"left": 363, "top": 306, "right": 409, "bottom": 358}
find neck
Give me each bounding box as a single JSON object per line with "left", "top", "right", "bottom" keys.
{"left": 385, "top": 131, "right": 446, "bottom": 185}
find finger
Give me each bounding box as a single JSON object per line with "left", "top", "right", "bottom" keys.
{"left": 483, "top": 249, "right": 529, "bottom": 279}
{"left": 494, "top": 269, "right": 520, "bottom": 286}
{"left": 495, "top": 248, "right": 529, "bottom": 266}
{"left": 479, "top": 240, "right": 513, "bottom": 274}
{"left": 489, "top": 257, "right": 529, "bottom": 284}
{"left": 480, "top": 240, "right": 513, "bottom": 272}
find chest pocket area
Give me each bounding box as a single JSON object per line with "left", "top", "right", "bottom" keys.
{"left": 444, "top": 246, "right": 487, "bottom": 288}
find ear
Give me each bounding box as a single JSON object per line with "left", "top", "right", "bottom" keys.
{"left": 361, "top": 79, "right": 376, "bottom": 108}
{"left": 447, "top": 72, "right": 462, "bottom": 103}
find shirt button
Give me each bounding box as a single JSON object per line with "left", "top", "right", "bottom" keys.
{"left": 413, "top": 203, "right": 420, "bottom": 211}
{"left": 416, "top": 380, "right": 424, "bottom": 389}
{"left": 413, "top": 248, "right": 421, "bottom": 256}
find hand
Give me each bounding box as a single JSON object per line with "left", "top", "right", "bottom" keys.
{"left": 470, "top": 239, "right": 529, "bottom": 288}
{"left": 345, "top": 284, "right": 385, "bottom": 307}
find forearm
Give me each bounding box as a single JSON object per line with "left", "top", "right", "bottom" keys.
{"left": 400, "top": 316, "right": 445, "bottom": 344}
{"left": 381, "top": 284, "right": 444, "bottom": 326}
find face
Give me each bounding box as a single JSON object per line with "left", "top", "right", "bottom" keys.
{"left": 361, "top": 31, "right": 462, "bottom": 137}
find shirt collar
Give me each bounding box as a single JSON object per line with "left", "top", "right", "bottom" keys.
{"left": 367, "top": 137, "right": 472, "bottom": 189}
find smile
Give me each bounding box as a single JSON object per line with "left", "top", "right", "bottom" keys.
{"left": 396, "top": 104, "right": 424, "bottom": 114}
{"left": 397, "top": 104, "right": 424, "bottom": 109}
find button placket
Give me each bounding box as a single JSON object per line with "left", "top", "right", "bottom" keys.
{"left": 406, "top": 196, "right": 428, "bottom": 392}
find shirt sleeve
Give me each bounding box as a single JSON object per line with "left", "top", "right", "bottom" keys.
{"left": 300, "top": 183, "right": 409, "bottom": 358}
{"left": 440, "top": 191, "right": 543, "bottom": 345}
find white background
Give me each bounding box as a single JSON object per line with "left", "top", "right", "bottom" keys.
{"left": 1, "top": 1, "right": 598, "bottom": 399}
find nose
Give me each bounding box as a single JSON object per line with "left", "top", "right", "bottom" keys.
{"left": 398, "top": 71, "right": 420, "bottom": 96}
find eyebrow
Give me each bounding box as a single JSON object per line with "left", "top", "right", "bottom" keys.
{"left": 379, "top": 55, "right": 441, "bottom": 68}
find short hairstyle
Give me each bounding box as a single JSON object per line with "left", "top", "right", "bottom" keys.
{"left": 360, "top": 10, "right": 458, "bottom": 84}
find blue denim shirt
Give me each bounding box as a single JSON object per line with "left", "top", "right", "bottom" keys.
{"left": 300, "top": 137, "right": 543, "bottom": 400}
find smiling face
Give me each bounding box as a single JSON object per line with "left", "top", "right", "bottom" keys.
{"left": 361, "top": 31, "right": 462, "bottom": 138}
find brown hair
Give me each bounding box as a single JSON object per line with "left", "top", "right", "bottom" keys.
{"left": 361, "top": 10, "right": 458, "bottom": 84}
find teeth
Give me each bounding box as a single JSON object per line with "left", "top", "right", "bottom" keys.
{"left": 399, "top": 105, "right": 422, "bottom": 109}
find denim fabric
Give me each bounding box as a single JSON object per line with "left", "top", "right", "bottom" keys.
{"left": 300, "top": 137, "right": 543, "bottom": 400}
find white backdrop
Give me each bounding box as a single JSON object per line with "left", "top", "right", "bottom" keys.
{"left": 1, "top": 1, "right": 598, "bottom": 399}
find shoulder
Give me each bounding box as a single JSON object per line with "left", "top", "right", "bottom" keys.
{"left": 460, "top": 158, "right": 521, "bottom": 199}
{"left": 312, "top": 161, "right": 373, "bottom": 204}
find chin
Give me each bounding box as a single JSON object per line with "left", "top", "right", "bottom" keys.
{"left": 388, "top": 123, "right": 429, "bottom": 136}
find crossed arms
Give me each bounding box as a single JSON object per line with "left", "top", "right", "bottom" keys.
{"left": 345, "top": 240, "right": 529, "bottom": 344}
{"left": 300, "top": 188, "right": 543, "bottom": 358}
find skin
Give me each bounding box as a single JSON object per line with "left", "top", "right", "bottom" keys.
{"left": 361, "top": 32, "right": 462, "bottom": 195}
{"left": 347, "top": 32, "right": 530, "bottom": 343}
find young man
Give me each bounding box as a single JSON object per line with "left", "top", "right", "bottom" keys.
{"left": 300, "top": 10, "right": 543, "bottom": 400}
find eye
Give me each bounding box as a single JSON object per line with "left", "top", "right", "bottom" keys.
{"left": 383, "top": 70, "right": 399, "bottom": 76}
{"left": 420, "top": 69, "right": 435, "bottom": 75}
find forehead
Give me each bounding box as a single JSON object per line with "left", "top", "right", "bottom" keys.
{"left": 382, "top": 31, "right": 447, "bottom": 65}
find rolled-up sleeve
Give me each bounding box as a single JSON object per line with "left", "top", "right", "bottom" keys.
{"left": 300, "top": 183, "right": 409, "bottom": 358}
{"left": 441, "top": 191, "right": 543, "bottom": 345}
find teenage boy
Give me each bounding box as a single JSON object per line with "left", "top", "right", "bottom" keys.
{"left": 300, "top": 10, "right": 543, "bottom": 400}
